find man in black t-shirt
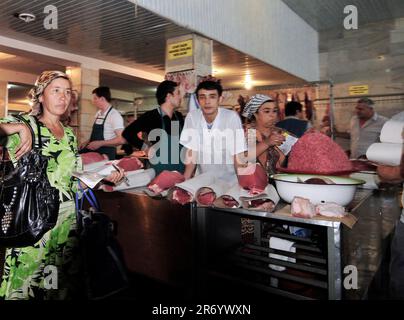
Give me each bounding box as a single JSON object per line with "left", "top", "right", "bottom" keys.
{"left": 122, "top": 80, "right": 185, "bottom": 173}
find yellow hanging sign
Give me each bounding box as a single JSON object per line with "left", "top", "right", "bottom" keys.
{"left": 349, "top": 85, "right": 369, "bottom": 95}
{"left": 167, "top": 40, "right": 193, "bottom": 60}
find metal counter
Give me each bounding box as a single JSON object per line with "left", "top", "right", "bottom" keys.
{"left": 94, "top": 185, "right": 402, "bottom": 300}
{"left": 192, "top": 186, "right": 402, "bottom": 300}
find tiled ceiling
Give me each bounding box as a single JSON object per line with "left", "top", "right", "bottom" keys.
{"left": 0, "top": 0, "right": 301, "bottom": 92}
{"left": 282, "top": 0, "right": 404, "bottom": 31}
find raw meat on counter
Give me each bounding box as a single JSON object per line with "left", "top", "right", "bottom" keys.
{"left": 315, "top": 202, "right": 346, "bottom": 218}
{"left": 196, "top": 188, "right": 216, "bottom": 206}
{"left": 237, "top": 163, "right": 268, "bottom": 195}
{"left": 147, "top": 170, "right": 185, "bottom": 194}
{"left": 350, "top": 159, "right": 377, "bottom": 172}
{"left": 247, "top": 199, "right": 275, "bottom": 211}
{"left": 291, "top": 197, "right": 316, "bottom": 218}
{"left": 222, "top": 195, "right": 240, "bottom": 208}
{"left": 171, "top": 187, "right": 193, "bottom": 205}
{"left": 115, "top": 156, "right": 143, "bottom": 172}
{"left": 195, "top": 175, "right": 237, "bottom": 207}
{"left": 291, "top": 197, "right": 347, "bottom": 219}
{"left": 80, "top": 152, "right": 108, "bottom": 165}
{"left": 287, "top": 131, "right": 353, "bottom": 174}
{"left": 240, "top": 184, "right": 280, "bottom": 212}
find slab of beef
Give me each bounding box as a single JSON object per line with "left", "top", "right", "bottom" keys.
{"left": 291, "top": 196, "right": 316, "bottom": 218}
{"left": 315, "top": 202, "right": 346, "bottom": 218}
{"left": 80, "top": 152, "right": 108, "bottom": 165}
{"left": 350, "top": 159, "right": 377, "bottom": 172}
{"left": 248, "top": 199, "right": 275, "bottom": 212}
{"left": 147, "top": 170, "right": 185, "bottom": 194}
{"left": 222, "top": 195, "right": 240, "bottom": 208}
{"left": 237, "top": 163, "right": 268, "bottom": 195}
{"left": 116, "top": 156, "right": 143, "bottom": 172}
{"left": 172, "top": 188, "right": 193, "bottom": 205}
{"left": 288, "top": 131, "right": 353, "bottom": 174}
{"left": 197, "top": 189, "right": 216, "bottom": 206}
{"left": 304, "top": 177, "right": 335, "bottom": 185}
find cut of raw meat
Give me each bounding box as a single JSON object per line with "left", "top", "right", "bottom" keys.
{"left": 237, "top": 163, "right": 268, "bottom": 195}
{"left": 80, "top": 152, "right": 108, "bottom": 165}
{"left": 222, "top": 195, "right": 240, "bottom": 208}
{"left": 315, "top": 203, "right": 346, "bottom": 218}
{"left": 248, "top": 199, "right": 275, "bottom": 211}
{"left": 147, "top": 170, "right": 185, "bottom": 194}
{"left": 116, "top": 157, "right": 143, "bottom": 172}
{"left": 171, "top": 188, "right": 193, "bottom": 205}
{"left": 291, "top": 196, "right": 316, "bottom": 218}
{"left": 350, "top": 159, "right": 377, "bottom": 172}
{"left": 287, "top": 131, "right": 353, "bottom": 174}
{"left": 197, "top": 189, "right": 216, "bottom": 206}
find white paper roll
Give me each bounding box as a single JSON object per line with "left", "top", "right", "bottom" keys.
{"left": 380, "top": 120, "right": 404, "bottom": 144}
{"left": 366, "top": 143, "right": 403, "bottom": 166}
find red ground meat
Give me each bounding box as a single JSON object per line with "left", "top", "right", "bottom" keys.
{"left": 288, "top": 131, "right": 353, "bottom": 174}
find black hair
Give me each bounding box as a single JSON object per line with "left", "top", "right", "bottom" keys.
{"left": 195, "top": 80, "right": 223, "bottom": 97}
{"left": 156, "top": 80, "right": 178, "bottom": 106}
{"left": 92, "top": 86, "right": 111, "bottom": 102}
{"left": 285, "top": 101, "right": 303, "bottom": 117}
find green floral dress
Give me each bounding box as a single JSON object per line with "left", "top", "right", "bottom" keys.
{"left": 0, "top": 115, "right": 84, "bottom": 300}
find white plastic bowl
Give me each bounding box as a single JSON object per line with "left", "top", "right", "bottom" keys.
{"left": 271, "top": 174, "right": 365, "bottom": 206}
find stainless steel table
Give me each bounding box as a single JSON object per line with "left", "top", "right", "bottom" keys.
{"left": 191, "top": 187, "right": 402, "bottom": 300}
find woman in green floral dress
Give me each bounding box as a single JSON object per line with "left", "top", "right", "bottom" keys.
{"left": 0, "top": 71, "right": 124, "bottom": 300}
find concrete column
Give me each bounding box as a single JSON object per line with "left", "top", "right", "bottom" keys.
{"left": 66, "top": 66, "right": 99, "bottom": 144}
{"left": 0, "top": 81, "right": 8, "bottom": 118}
{"left": 165, "top": 34, "right": 212, "bottom": 112}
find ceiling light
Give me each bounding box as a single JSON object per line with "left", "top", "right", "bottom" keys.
{"left": 244, "top": 74, "right": 253, "bottom": 90}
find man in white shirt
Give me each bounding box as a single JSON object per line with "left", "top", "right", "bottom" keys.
{"left": 80, "top": 86, "right": 125, "bottom": 160}
{"left": 349, "top": 98, "right": 388, "bottom": 159}
{"left": 180, "top": 79, "right": 247, "bottom": 179}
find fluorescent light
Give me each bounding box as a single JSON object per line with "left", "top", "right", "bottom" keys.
{"left": 244, "top": 73, "right": 253, "bottom": 90}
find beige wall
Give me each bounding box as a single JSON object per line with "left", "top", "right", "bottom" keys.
{"left": 318, "top": 18, "right": 404, "bottom": 132}
{"left": 0, "top": 81, "right": 7, "bottom": 118}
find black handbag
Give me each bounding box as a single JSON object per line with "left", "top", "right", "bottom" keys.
{"left": 0, "top": 115, "right": 60, "bottom": 247}
{"left": 75, "top": 186, "right": 129, "bottom": 300}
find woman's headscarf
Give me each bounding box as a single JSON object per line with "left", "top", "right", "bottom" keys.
{"left": 242, "top": 94, "right": 274, "bottom": 120}
{"left": 28, "top": 70, "right": 71, "bottom": 116}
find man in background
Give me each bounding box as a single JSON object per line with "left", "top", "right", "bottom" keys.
{"left": 276, "top": 101, "right": 311, "bottom": 138}
{"left": 80, "top": 86, "right": 125, "bottom": 160}
{"left": 349, "top": 98, "right": 388, "bottom": 159}
{"left": 122, "top": 80, "right": 185, "bottom": 174}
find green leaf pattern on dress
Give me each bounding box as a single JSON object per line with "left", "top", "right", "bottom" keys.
{"left": 0, "top": 115, "right": 84, "bottom": 300}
